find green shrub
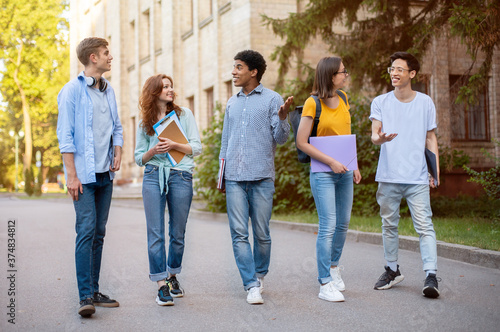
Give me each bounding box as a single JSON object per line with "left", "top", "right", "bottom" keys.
{"left": 440, "top": 147, "right": 470, "bottom": 171}
{"left": 430, "top": 194, "right": 500, "bottom": 219}
{"left": 464, "top": 139, "right": 500, "bottom": 200}
{"left": 463, "top": 139, "right": 500, "bottom": 221}
{"left": 194, "top": 103, "right": 226, "bottom": 212}
{"left": 273, "top": 132, "right": 314, "bottom": 213}
{"left": 349, "top": 95, "right": 380, "bottom": 216}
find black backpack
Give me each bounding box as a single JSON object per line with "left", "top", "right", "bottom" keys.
{"left": 289, "top": 90, "right": 348, "bottom": 163}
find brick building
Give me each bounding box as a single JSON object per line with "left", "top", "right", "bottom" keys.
{"left": 69, "top": 0, "right": 499, "bottom": 194}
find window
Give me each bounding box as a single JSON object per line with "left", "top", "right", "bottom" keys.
{"left": 449, "top": 75, "right": 489, "bottom": 141}
{"left": 104, "top": 36, "right": 112, "bottom": 81}
{"left": 131, "top": 116, "right": 136, "bottom": 150}
{"left": 187, "top": 96, "right": 195, "bottom": 116}
{"left": 225, "top": 80, "right": 233, "bottom": 101}
{"left": 154, "top": 1, "right": 162, "bottom": 54}
{"left": 140, "top": 9, "right": 150, "bottom": 61}
{"left": 205, "top": 87, "right": 214, "bottom": 123}
{"left": 128, "top": 21, "right": 136, "bottom": 70}
{"left": 412, "top": 74, "right": 429, "bottom": 95}
{"left": 182, "top": 0, "right": 194, "bottom": 36}
{"left": 199, "top": 0, "right": 213, "bottom": 23}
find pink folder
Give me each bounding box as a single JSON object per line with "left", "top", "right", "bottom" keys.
{"left": 309, "top": 135, "right": 358, "bottom": 173}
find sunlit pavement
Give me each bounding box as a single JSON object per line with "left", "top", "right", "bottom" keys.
{"left": 0, "top": 194, "right": 499, "bottom": 331}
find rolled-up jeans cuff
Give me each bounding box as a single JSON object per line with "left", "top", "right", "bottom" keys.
{"left": 149, "top": 271, "right": 169, "bottom": 282}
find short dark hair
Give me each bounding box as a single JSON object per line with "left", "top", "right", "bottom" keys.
{"left": 76, "top": 37, "right": 109, "bottom": 66}
{"left": 312, "top": 57, "right": 342, "bottom": 99}
{"left": 234, "top": 50, "right": 267, "bottom": 82}
{"left": 390, "top": 52, "right": 420, "bottom": 74}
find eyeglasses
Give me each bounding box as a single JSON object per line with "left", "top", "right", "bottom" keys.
{"left": 335, "top": 69, "right": 348, "bottom": 75}
{"left": 387, "top": 67, "right": 412, "bottom": 74}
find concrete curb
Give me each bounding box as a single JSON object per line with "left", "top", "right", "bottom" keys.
{"left": 189, "top": 209, "right": 500, "bottom": 270}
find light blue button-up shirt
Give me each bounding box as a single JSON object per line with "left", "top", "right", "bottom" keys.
{"left": 219, "top": 84, "right": 290, "bottom": 181}
{"left": 57, "top": 71, "right": 124, "bottom": 184}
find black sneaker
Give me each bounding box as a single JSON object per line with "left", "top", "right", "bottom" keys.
{"left": 156, "top": 285, "right": 174, "bottom": 306}
{"left": 167, "top": 276, "right": 184, "bottom": 298}
{"left": 374, "top": 265, "right": 405, "bottom": 290}
{"left": 93, "top": 292, "right": 120, "bottom": 307}
{"left": 78, "top": 298, "right": 95, "bottom": 317}
{"left": 422, "top": 273, "right": 440, "bottom": 298}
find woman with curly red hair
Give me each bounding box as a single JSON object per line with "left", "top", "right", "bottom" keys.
{"left": 134, "top": 74, "right": 202, "bottom": 306}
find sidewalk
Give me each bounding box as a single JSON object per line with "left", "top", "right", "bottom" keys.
{"left": 112, "top": 183, "right": 500, "bottom": 270}
{"left": 2, "top": 195, "right": 498, "bottom": 331}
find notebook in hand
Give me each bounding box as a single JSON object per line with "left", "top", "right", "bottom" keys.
{"left": 153, "top": 111, "right": 188, "bottom": 166}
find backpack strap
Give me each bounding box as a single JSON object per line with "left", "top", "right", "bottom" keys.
{"left": 309, "top": 91, "right": 346, "bottom": 137}
{"left": 336, "top": 89, "right": 347, "bottom": 105}
{"left": 310, "top": 95, "right": 322, "bottom": 137}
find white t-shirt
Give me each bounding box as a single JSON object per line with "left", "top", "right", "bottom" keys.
{"left": 87, "top": 86, "right": 113, "bottom": 173}
{"left": 370, "top": 91, "right": 437, "bottom": 184}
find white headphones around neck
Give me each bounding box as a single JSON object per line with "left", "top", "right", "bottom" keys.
{"left": 85, "top": 76, "right": 107, "bottom": 92}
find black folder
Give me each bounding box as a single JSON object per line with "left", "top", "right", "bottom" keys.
{"left": 424, "top": 148, "right": 439, "bottom": 187}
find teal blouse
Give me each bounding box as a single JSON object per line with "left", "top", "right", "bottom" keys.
{"left": 134, "top": 107, "right": 202, "bottom": 193}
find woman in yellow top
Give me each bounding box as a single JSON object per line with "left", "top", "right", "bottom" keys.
{"left": 296, "top": 56, "right": 362, "bottom": 302}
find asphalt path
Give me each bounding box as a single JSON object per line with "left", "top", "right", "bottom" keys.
{"left": 0, "top": 195, "right": 499, "bottom": 331}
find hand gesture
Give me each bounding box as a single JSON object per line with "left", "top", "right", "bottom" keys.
{"left": 278, "top": 96, "right": 294, "bottom": 120}
{"left": 376, "top": 126, "right": 398, "bottom": 143}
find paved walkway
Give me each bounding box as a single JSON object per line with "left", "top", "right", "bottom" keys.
{"left": 0, "top": 194, "right": 499, "bottom": 331}
{"left": 111, "top": 184, "right": 500, "bottom": 270}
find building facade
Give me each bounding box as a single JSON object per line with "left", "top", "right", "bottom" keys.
{"left": 69, "top": 0, "right": 499, "bottom": 190}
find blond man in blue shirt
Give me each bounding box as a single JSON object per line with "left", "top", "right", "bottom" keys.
{"left": 57, "top": 37, "right": 123, "bottom": 317}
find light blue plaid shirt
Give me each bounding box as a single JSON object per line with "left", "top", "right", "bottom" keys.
{"left": 219, "top": 84, "right": 290, "bottom": 181}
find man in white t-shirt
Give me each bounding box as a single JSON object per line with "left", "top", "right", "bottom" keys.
{"left": 369, "top": 52, "right": 440, "bottom": 298}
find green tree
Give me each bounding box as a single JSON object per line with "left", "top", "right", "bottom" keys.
{"left": 263, "top": 0, "right": 499, "bottom": 102}
{"left": 0, "top": 0, "right": 69, "bottom": 190}
{"left": 259, "top": 0, "right": 498, "bottom": 214}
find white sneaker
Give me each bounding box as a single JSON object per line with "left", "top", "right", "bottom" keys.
{"left": 246, "top": 286, "right": 264, "bottom": 304}
{"left": 330, "top": 266, "right": 346, "bottom": 292}
{"left": 257, "top": 277, "right": 264, "bottom": 294}
{"left": 319, "top": 281, "right": 345, "bottom": 302}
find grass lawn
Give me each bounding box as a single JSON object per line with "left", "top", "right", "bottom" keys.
{"left": 272, "top": 212, "right": 500, "bottom": 251}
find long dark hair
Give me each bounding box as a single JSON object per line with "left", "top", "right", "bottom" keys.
{"left": 311, "top": 57, "right": 342, "bottom": 99}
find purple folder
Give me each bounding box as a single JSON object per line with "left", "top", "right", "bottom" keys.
{"left": 309, "top": 135, "right": 358, "bottom": 173}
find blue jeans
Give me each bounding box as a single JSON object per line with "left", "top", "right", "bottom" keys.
{"left": 225, "top": 179, "right": 275, "bottom": 290}
{"left": 142, "top": 165, "right": 193, "bottom": 281}
{"left": 310, "top": 171, "right": 353, "bottom": 285}
{"left": 376, "top": 182, "right": 437, "bottom": 271}
{"left": 73, "top": 172, "right": 113, "bottom": 300}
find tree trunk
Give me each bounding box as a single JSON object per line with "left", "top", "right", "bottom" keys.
{"left": 12, "top": 40, "right": 32, "bottom": 172}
